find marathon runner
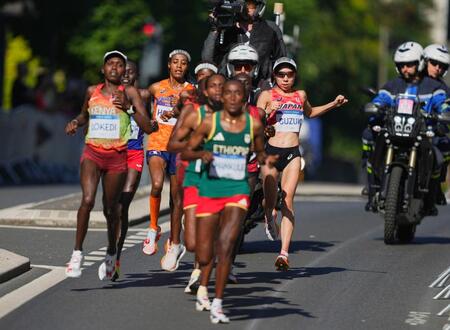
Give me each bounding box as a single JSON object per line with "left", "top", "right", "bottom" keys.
{"left": 257, "top": 57, "right": 348, "bottom": 270}
{"left": 144, "top": 49, "right": 195, "bottom": 272}
{"left": 64, "top": 51, "right": 154, "bottom": 280}
{"left": 181, "top": 79, "right": 277, "bottom": 324}
{"left": 168, "top": 73, "right": 225, "bottom": 293}
{"left": 111, "top": 60, "right": 157, "bottom": 281}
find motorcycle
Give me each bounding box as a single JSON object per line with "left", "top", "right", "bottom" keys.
{"left": 364, "top": 93, "right": 450, "bottom": 244}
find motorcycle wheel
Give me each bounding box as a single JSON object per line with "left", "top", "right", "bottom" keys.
{"left": 397, "top": 224, "right": 416, "bottom": 243}
{"left": 384, "top": 166, "right": 403, "bottom": 244}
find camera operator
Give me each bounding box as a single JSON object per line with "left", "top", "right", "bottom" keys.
{"left": 201, "top": 0, "right": 286, "bottom": 85}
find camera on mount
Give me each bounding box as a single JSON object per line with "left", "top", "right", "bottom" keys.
{"left": 211, "top": 0, "right": 246, "bottom": 29}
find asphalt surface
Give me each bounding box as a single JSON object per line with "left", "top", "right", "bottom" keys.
{"left": 0, "top": 185, "right": 80, "bottom": 208}
{"left": 1, "top": 199, "right": 450, "bottom": 329}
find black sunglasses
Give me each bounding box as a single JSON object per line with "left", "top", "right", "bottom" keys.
{"left": 275, "top": 71, "right": 295, "bottom": 78}
{"left": 396, "top": 61, "right": 418, "bottom": 69}
{"left": 429, "top": 59, "right": 449, "bottom": 70}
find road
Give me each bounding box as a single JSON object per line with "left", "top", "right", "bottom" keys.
{"left": 1, "top": 196, "right": 450, "bottom": 329}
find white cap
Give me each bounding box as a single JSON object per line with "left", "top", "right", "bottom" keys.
{"left": 194, "top": 62, "right": 218, "bottom": 74}
{"left": 103, "top": 50, "right": 127, "bottom": 63}
{"left": 169, "top": 49, "right": 191, "bottom": 62}
{"left": 273, "top": 57, "right": 297, "bottom": 71}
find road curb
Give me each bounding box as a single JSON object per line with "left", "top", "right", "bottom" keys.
{"left": 0, "top": 249, "right": 30, "bottom": 283}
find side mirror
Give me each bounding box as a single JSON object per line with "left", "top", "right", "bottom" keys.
{"left": 437, "top": 111, "right": 450, "bottom": 124}
{"left": 360, "top": 87, "right": 377, "bottom": 97}
{"left": 364, "top": 102, "right": 379, "bottom": 114}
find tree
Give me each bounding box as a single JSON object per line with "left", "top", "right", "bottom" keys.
{"left": 67, "top": 0, "right": 151, "bottom": 82}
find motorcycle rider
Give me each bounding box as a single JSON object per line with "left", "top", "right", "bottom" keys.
{"left": 424, "top": 44, "right": 450, "bottom": 204}
{"left": 364, "top": 41, "right": 448, "bottom": 215}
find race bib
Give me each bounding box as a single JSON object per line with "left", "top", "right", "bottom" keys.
{"left": 89, "top": 114, "right": 120, "bottom": 139}
{"left": 156, "top": 105, "right": 177, "bottom": 126}
{"left": 209, "top": 153, "right": 246, "bottom": 180}
{"left": 275, "top": 110, "right": 303, "bottom": 132}
{"left": 130, "top": 117, "right": 139, "bottom": 140}
{"left": 397, "top": 99, "right": 414, "bottom": 115}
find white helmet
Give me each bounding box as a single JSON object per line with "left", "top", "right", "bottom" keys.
{"left": 226, "top": 43, "right": 259, "bottom": 78}
{"left": 394, "top": 41, "right": 425, "bottom": 72}
{"left": 424, "top": 44, "right": 450, "bottom": 76}
{"left": 249, "top": 0, "right": 266, "bottom": 17}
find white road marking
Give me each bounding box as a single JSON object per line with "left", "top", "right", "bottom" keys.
{"left": 294, "top": 196, "right": 364, "bottom": 203}
{"left": 438, "top": 305, "right": 450, "bottom": 317}
{"left": 30, "top": 264, "right": 65, "bottom": 270}
{"left": 124, "top": 239, "right": 142, "bottom": 244}
{"left": 88, "top": 251, "right": 106, "bottom": 256}
{"left": 123, "top": 244, "right": 134, "bottom": 248}
{"left": 0, "top": 224, "right": 107, "bottom": 231}
{"left": 127, "top": 235, "right": 146, "bottom": 240}
{"left": 0, "top": 268, "right": 66, "bottom": 319}
{"left": 430, "top": 267, "right": 450, "bottom": 288}
{"left": 84, "top": 256, "right": 103, "bottom": 261}
{"left": 83, "top": 262, "right": 94, "bottom": 266}
{"left": 404, "top": 311, "right": 430, "bottom": 325}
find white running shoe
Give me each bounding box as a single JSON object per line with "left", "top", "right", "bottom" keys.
{"left": 98, "top": 254, "right": 115, "bottom": 281}
{"left": 142, "top": 227, "right": 161, "bottom": 255}
{"left": 160, "top": 240, "right": 186, "bottom": 272}
{"left": 185, "top": 268, "right": 201, "bottom": 294}
{"left": 210, "top": 305, "right": 230, "bottom": 324}
{"left": 65, "top": 250, "right": 83, "bottom": 278}
{"left": 264, "top": 213, "right": 279, "bottom": 241}
{"left": 196, "top": 291, "right": 211, "bottom": 311}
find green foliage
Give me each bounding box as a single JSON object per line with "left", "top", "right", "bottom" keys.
{"left": 67, "top": 0, "right": 151, "bottom": 82}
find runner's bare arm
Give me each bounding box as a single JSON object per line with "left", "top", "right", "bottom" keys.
{"left": 126, "top": 85, "right": 156, "bottom": 134}
{"left": 181, "top": 116, "right": 214, "bottom": 163}
{"left": 167, "top": 103, "right": 196, "bottom": 153}
{"left": 65, "top": 85, "right": 95, "bottom": 135}
{"left": 253, "top": 118, "right": 277, "bottom": 167}
{"left": 256, "top": 90, "right": 272, "bottom": 115}
{"left": 302, "top": 90, "right": 348, "bottom": 118}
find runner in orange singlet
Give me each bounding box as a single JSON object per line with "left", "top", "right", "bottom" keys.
{"left": 144, "top": 50, "right": 195, "bottom": 272}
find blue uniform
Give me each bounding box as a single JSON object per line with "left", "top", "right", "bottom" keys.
{"left": 127, "top": 116, "right": 144, "bottom": 150}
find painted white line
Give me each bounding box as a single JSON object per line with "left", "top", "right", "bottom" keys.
{"left": 83, "top": 262, "right": 95, "bottom": 266}
{"left": 0, "top": 268, "right": 66, "bottom": 319}
{"left": 294, "top": 196, "right": 364, "bottom": 203}
{"left": 430, "top": 266, "right": 450, "bottom": 288}
{"left": 126, "top": 235, "right": 145, "bottom": 240}
{"left": 123, "top": 244, "right": 134, "bottom": 248}
{"left": 124, "top": 239, "right": 142, "bottom": 244}
{"left": 88, "top": 251, "right": 106, "bottom": 256}
{"left": 433, "top": 284, "right": 450, "bottom": 300}
{"left": 0, "top": 224, "right": 107, "bottom": 232}
{"left": 84, "top": 256, "right": 103, "bottom": 261}
{"left": 438, "top": 304, "right": 450, "bottom": 317}
{"left": 99, "top": 247, "right": 107, "bottom": 251}
{"left": 30, "top": 264, "right": 65, "bottom": 271}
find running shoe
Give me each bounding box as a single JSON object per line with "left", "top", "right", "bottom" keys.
{"left": 65, "top": 250, "right": 83, "bottom": 278}
{"left": 98, "top": 253, "right": 115, "bottom": 281}
{"left": 111, "top": 260, "right": 120, "bottom": 282}
{"left": 196, "top": 289, "right": 211, "bottom": 311}
{"left": 142, "top": 226, "right": 161, "bottom": 255}
{"left": 228, "top": 266, "right": 238, "bottom": 284}
{"left": 185, "top": 268, "right": 201, "bottom": 294}
{"left": 264, "top": 213, "right": 279, "bottom": 241}
{"left": 275, "top": 254, "right": 289, "bottom": 271}
{"left": 160, "top": 240, "right": 186, "bottom": 271}
{"left": 210, "top": 305, "right": 230, "bottom": 324}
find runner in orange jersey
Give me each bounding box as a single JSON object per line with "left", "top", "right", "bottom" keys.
{"left": 144, "top": 50, "right": 195, "bottom": 272}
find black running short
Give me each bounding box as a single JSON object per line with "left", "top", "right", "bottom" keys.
{"left": 265, "top": 144, "right": 301, "bottom": 172}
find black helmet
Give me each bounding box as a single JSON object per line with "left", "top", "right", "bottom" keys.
{"left": 247, "top": 0, "right": 266, "bottom": 17}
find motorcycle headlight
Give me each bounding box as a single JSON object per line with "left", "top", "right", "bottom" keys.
{"left": 407, "top": 117, "right": 415, "bottom": 125}
{"left": 394, "top": 116, "right": 402, "bottom": 123}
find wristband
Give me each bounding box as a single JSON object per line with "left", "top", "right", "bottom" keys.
{"left": 71, "top": 119, "right": 79, "bottom": 125}
{"left": 126, "top": 105, "right": 135, "bottom": 115}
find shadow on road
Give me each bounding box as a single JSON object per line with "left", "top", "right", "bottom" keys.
{"left": 240, "top": 239, "right": 337, "bottom": 254}
{"left": 374, "top": 236, "right": 450, "bottom": 245}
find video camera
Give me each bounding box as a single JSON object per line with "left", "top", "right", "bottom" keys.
{"left": 210, "top": 0, "right": 247, "bottom": 29}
